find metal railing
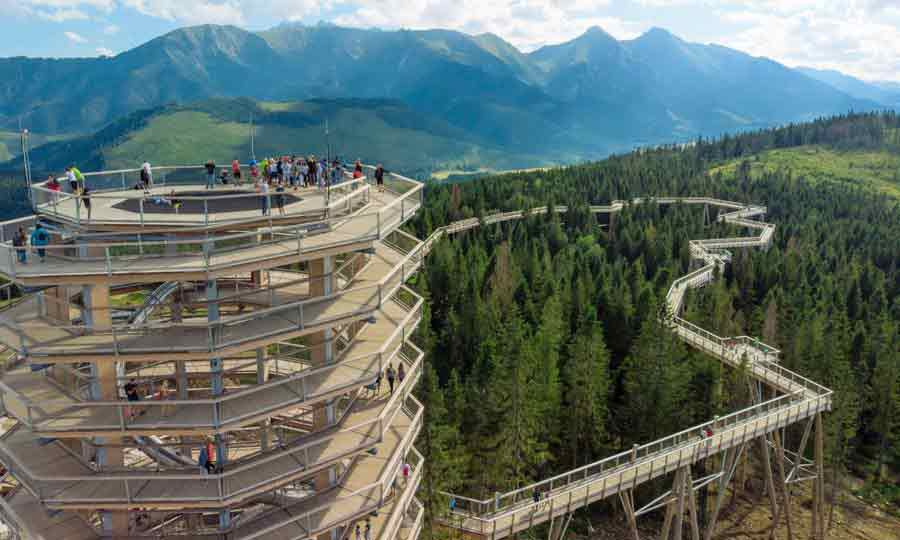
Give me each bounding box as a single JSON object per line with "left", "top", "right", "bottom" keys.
{"left": 33, "top": 166, "right": 370, "bottom": 227}
{"left": 0, "top": 350, "right": 424, "bottom": 507}
{"left": 0, "top": 235, "right": 426, "bottom": 358}
{"left": 442, "top": 392, "right": 831, "bottom": 536}
{"left": 0, "top": 290, "right": 424, "bottom": 434}
{"left": 236, "top": 412, "right": 424, "bottom": 540}
{"left": 0, "top": 172, "right": 423, "bottom": 281}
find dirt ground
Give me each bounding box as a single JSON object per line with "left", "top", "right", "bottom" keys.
{"left": 713, "top": 484, "right": 900, "bottom": 540}
{"left": 579, "top": 483, "right": 900, "bottom": 540}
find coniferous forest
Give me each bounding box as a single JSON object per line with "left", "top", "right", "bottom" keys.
{"left": 405, "top": 112, "right": 900, "bottom": 536}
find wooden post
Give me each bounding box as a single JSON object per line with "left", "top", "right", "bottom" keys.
{"left": 618, "top": 490, "right": 640, "bottom": 540}
{"left": 759, "top": 434, "right": 781, "bottom": 537}
{"left": 88, "top": 284, "right": 129, "bottom": 535}
{"left": 674, "top": 468, "right": 687, "bottom": 540}
{"left": 682, "top": 468, "right": 700, "bottom": 540}
{"left": 814, "top": 413, "right": 826, "bottom": 540}
{"left": 773, "top": 431, "right": 794, "bottom": 540}
{"left": 704, "top": 443, "right": 745, "bottom": 540}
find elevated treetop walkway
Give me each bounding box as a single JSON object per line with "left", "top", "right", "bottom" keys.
{"left": 428, "top": 197, "right": 830, "bottom": 540}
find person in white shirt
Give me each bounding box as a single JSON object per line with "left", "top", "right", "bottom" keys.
{"left": 257, "top": 180, "right": 270, "bottom": 215}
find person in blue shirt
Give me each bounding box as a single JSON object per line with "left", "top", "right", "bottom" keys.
{"left": 29, "top": 223, "right": 49, "bottom": 263}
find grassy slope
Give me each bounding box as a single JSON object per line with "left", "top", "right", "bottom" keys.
{"left": 102, "top": 111, "right": 248, "bottom": 167}
{"left": 709, "top": 145, "right": 900, "bottom": 200}
{"left": 101, "top": 105, "right": 541, "bottom": 174}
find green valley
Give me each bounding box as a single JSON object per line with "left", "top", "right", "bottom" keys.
{"left": 12, "top": 98, "right": 548, "bottom": 179}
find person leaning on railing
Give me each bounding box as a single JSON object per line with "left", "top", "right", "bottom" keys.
{"left": 65, "top": 164, "right": 85, "bottom": 193}
{"left": 45, "top": 175, "right": 61, "bottom": 201}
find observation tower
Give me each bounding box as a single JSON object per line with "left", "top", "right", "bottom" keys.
{"left": 0, "top": 163, "right": 426, "bottom": 540}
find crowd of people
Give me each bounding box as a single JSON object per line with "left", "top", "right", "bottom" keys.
{"left": 17, "top": 157, "right": 389, "bottom": 263}
{"left": 203, "top": 156, "right": 377, "bottom": 192}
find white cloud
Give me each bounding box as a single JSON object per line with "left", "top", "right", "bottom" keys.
{"left": 333, "top": 0, "right": 635, "bottom": 51}
{"left": 64, "top": 30, "right": 87, "bottom": 43}
{"left": 96, "top": 46, "right": 114, "bottom": 55}
{"left": 2, "top": 0, "right": 897, "bottom": 82}
{"left": 36, "top": 7, "right": 89, "bottom": 21}
{"left": 711, "top": 1, "right": 900, "bottom": 81}
{"left": 122, "top": 0, "right": 251, "bottom": 25}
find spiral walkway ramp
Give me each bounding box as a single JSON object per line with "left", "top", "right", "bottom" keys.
{"left": 0, "top": 165, "right": 426, "bottom": 540}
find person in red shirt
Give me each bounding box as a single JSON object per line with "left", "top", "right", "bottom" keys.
{"left": 231, "top": 159, "right": 242, "bottom": 185}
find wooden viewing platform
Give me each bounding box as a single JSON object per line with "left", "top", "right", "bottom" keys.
{"left": 0, "top": 166, "right": 428, "bottom": 540}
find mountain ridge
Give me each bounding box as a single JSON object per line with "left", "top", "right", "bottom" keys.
{"left": 0, "top": 23, "right": 881, "bottom": 162}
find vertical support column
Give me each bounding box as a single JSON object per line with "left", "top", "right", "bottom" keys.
{"left": 86, "top": 284, "right": 129, "bottom": 535}
{"left": 813, "top": 413, "right": 826, "bottom": 540}
{"left": 257, "top": 347, "right": 271, "bottom": 450}
{"left": 207, "top": 279, "right": 229, "bottom": 530}
{"left": 309, "top": 257, "right": 338, "bottom": 540}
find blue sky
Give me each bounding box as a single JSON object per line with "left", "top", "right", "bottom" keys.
{"left": 3, "top": 0, "right": 899, "bottom": 82}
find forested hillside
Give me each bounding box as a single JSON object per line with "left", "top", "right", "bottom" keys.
{"left": 407, "top": 112, "right": 900, "bottom": 536}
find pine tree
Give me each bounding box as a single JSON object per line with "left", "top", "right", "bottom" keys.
{"left": 619, "top": 306, "right": 692, "bottom": 443}
{"left": 562, "top": 322, "right": 611, "bottom": 467}
{"left": 870, "top": 317, "right": 899, "bottom": 480}
{"left": 418, "top": 365, "right": 464, "bottom": 539}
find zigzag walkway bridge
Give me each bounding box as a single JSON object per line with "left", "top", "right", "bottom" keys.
{"left": 429, "top": 198, "right": 831, "bottom": 540}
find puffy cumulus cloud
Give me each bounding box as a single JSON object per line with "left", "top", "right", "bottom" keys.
{"left": 122, "top": 0, "right": 245, "bottom": 24}
{"left": 96, "top": 46, "right": 114, "bottom": 55}
{"left": 626, "top": 0, "right": 900, "bottom": 80}
{"left": 120, "top": 0, "right": 333, "bottom": 25}
{"left": 334, "top": 0, "right": 641, "bottom": 51}
{"left": 36, "top": 6, "right": 90, "bottom": 20}
{"left": 712, "top": 0, "right": 900, "bottom": 81}
{"left": 64, "top": 30, "right": 87, "bottom": 42}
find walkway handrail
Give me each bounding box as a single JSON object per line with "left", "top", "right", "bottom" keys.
{"left": 0, "top": 237, "right": 425, "bottom": 358}
{"left": 0, "top": 289, "right": 424, "bottom": 434}
{"left": 0, "top": 357, "right": 425, "bottom": 506}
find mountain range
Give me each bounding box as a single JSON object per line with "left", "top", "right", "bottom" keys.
{"left": 1, "top": 23, "right": 896, "bottom": 169}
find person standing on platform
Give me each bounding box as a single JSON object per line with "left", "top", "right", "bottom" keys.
{"left": 204, "top": 160, "right": 216, "bottom": 189}
{"left": 13, "top": 227, "right": 27, "bottom": 264}
{"left": 364, "top": 521, "right": 371, "bottom": 540}
{"left": 140, "top": 162, "right": 153, "bottom": 193}
{"left": 232, "top": 159, "right": 242, "bottom": 186}
{"left": 124, "top": 378, "right": 142, "bottom": 420}
{"left": 80, "top": 187, "right": 92, "bottom": 221}
{"left": 275, "top": 181, "right": 286, "bottom": 216}
{"left": 257, "top": 178, "right": 271, "bottom": 216}
{"left": 374, "top": 164, "right": 385, "bottom": 193}
{"left": 398, "top": 363, "right": 405, "bottom": 385}
{"left": 386, "top": 363, "right": 396, "bottom": 395}
{"left": 30, "top": 223, "right": 49, "bottom": 263}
